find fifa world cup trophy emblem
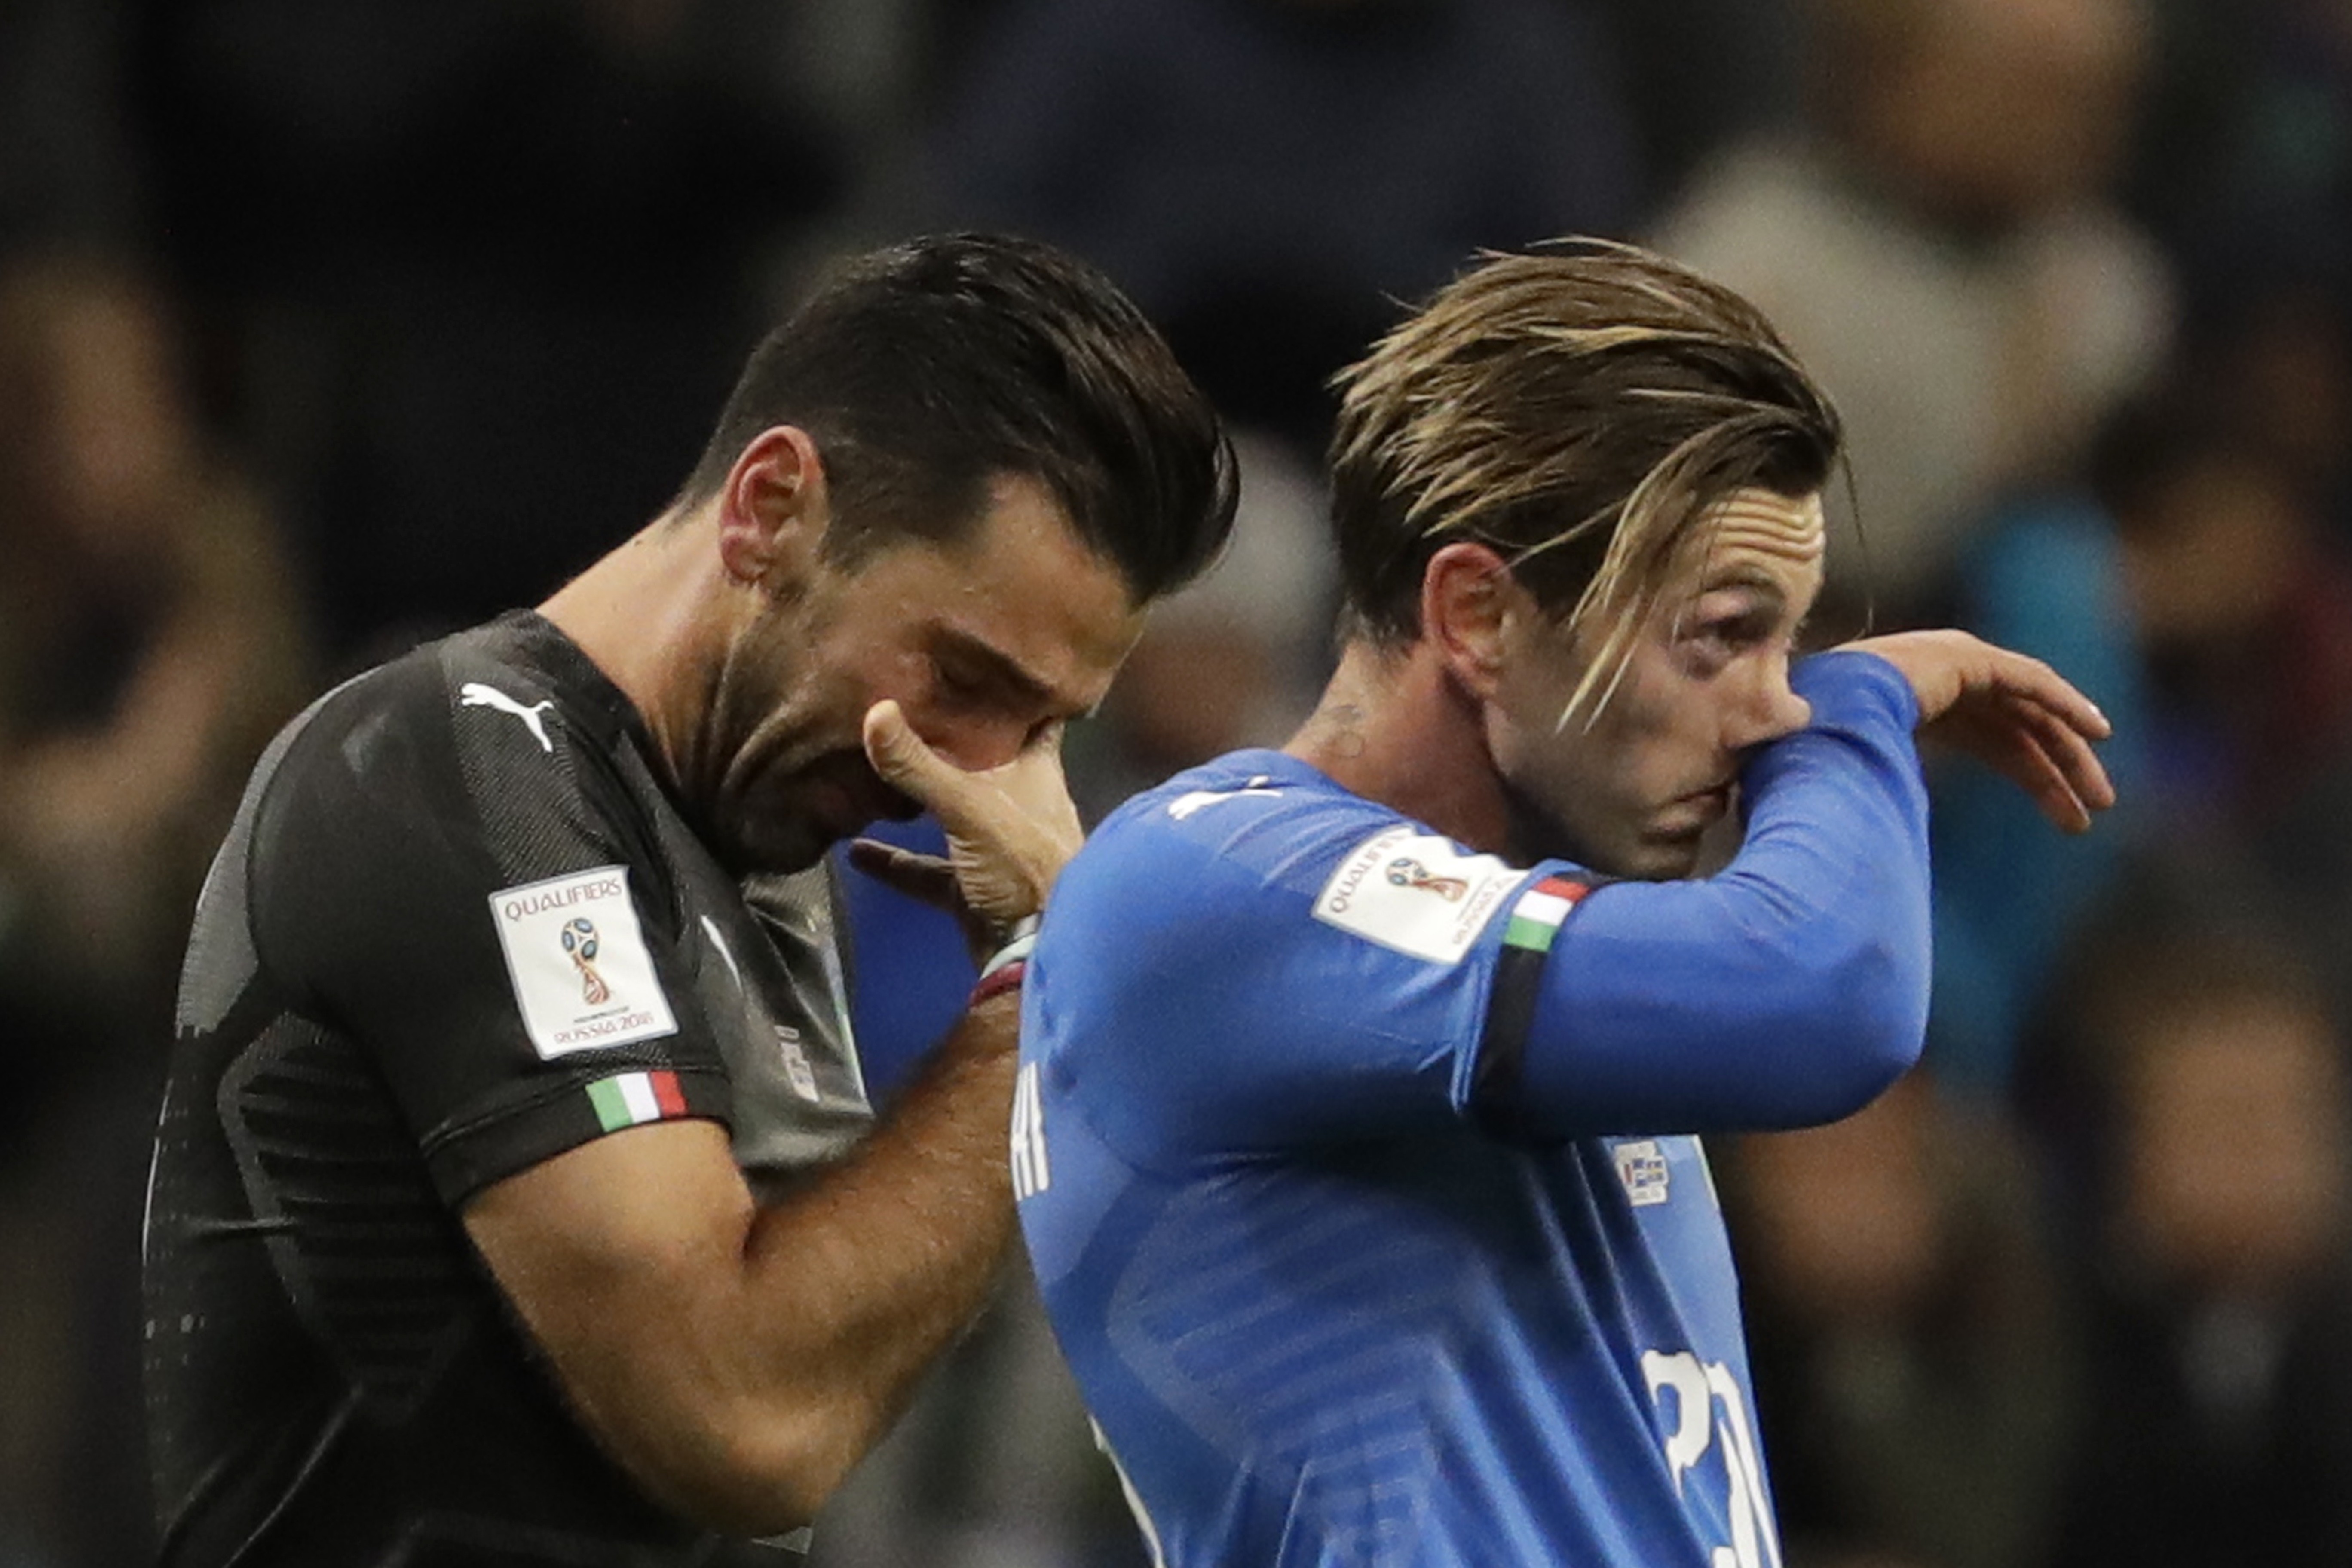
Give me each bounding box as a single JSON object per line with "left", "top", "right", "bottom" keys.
{"left": 560, "top": 917, "right": 611, "bottom": 1005}
{"left": 1387, "top": 856, "right": 1468, "bottom": 901}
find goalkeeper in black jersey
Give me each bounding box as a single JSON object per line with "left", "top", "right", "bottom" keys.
{"left": 141, "top": 233, "right": 1237, "bottom": 1568}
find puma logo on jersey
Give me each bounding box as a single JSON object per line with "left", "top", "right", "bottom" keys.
{"left": 459, "top": 682, "right": 557, "bottom": 753}
{"left": 1167, "top": 776, "right": 1283, "bottom": 821}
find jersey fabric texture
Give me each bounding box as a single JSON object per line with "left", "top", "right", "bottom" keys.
{"left": 144, "top": 611, "right": 871, "bottom": 1568}
{"left": 1017, "top": 651, "right": 1931, "bottom": 1567}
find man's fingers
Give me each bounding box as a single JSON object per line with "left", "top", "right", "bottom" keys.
{"left": 2000, "top": 689, "right": 2117, "bottom": 814}
{"left": 1955, "top": 693, "right": 2112, "bottom": 833}
{"left": 1853, "top": 630, "right": 2118, "bottom": 832}
{"left": 1968, "top": 711, "right": 2093, "bottom": 833}
{"left": 856, "top": 701, "right": 1082, "bottom": 932}
{"left": 2014, "top": 741, "right": 2094, "bottom": 834}
{"left": 1987, "top": 651, "right": 2112, "bottom": 744}
{"left": 845, "top": 838, "right": 964, "bottom": 913}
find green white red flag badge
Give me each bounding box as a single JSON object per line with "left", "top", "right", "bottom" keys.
{"left": 1502, "top": 876, "right": 1592, "bottom": 954}
{"left": 587, "top": 1069, "right": 687, "bottom": 1132}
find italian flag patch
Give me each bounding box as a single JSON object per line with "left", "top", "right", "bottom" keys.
{"left": 587, "top": 1069, "right": 687, "bottom": 1132}
{"left": 1501, "top": 876, "right": 1590, "bottom": 954}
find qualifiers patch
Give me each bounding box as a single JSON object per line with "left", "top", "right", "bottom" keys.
{"left": 1313, "top": 826, "right": 1521, "bottom": 963}
{"left": 1614, "top": 1139, "right": 1672, "bottom": 1207}
{"left": 489, "top": 865, "right": 678, "bottom": 1059}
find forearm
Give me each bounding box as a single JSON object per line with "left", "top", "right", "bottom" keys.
{"left": 468, "top": 994, "right": 1022, "bottom": 1537}
{"left": 734, "top": 992, "right": 1021, "bottom": 1500}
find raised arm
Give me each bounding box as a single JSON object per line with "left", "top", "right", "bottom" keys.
{"left": 1042, "top": 637, "right": 2110, "bottom": 1161}
{"left": 463, "top": 701, "right": 1074, "bottom": 1534}
{"left": 1498, "top": 637, "right": 2113, "bottom": 1138}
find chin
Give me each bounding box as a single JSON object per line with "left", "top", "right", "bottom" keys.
{"left": 1652, "top": 847, "right": 1709, "bottom": 881}
{"left": 1616, "top": 835, "right": 1708, "bottom": 882}
{"left": 1511, "top": 794, "right": 1702, "bottom": 882}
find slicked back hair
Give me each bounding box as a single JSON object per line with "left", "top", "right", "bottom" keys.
{"left": 1329, "top": 241, "right": 1842, "bottom": 720}
{"left": 674, "top": 233, "right": 1239, "bottom": 603}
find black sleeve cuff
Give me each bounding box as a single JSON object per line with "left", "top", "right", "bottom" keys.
{"left": 423, "top": 1064, "right": 734, "bottom": 1206}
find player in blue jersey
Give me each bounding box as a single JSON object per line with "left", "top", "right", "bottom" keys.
{"left": 1010, "top": 243, "right": 2117, "bottom": 1567}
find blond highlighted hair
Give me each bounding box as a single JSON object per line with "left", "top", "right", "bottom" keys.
{"left": 1329, "top": 240, "right": 1841, "bottom": 721}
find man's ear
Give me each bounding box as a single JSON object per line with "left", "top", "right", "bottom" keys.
{"left": 716, "top": 426, "right": 830, "bottom": 588}
{"left": 1422, "top": 541, "right": 1525, "bottom": 702}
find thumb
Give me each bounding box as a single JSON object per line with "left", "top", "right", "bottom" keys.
{"left": 862, "top": 700, "right": 976, "bottom": 828}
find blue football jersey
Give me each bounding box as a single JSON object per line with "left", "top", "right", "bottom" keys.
{"left": 1017, "top": 652, "right": 1932, "bottom": 1567}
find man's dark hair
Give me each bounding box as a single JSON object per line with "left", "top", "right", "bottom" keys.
{"left": 1329, "top": 240, "right": 1842, "bottom": 710}
{"left": 675, "top": 233, "right": 1238, "bottom": 602}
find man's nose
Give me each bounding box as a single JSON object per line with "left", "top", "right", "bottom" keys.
{"left": 1725, "top": 659, "right": 1813, "bottom": 751}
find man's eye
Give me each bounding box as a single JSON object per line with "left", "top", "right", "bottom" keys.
{"left": 934, "top": 659, "right": 990, "bottom": 703}
{"left": 1690, "top": 617, "right": 1757, "bottom": 649}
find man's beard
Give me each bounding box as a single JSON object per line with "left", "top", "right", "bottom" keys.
{"left": 1498, "top": 773, "right": 1606, "bottom": 876}
{"left": 700, "top": 788, "right": 833, "bottom": 879}
{"left": 668, "top": 618, "right": 837, "bottom": 878}
{"left": 708, "top": 752, "right": 891, "bottom": 879}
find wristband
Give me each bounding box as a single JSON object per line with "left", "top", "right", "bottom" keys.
{"left": 968, "top": 958, "right": 1028, "bottom": 1009}
{"left": 979, "top": 914, "right": 1041, "bottom": 979}
{"left": 968, "top": 914, "right": 1040, "bottom": 1010}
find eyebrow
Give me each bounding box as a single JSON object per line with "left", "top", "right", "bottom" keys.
{"left": 1684, "top": 570, "right": 1811, "bottom": 643}
{"left": 934, "top": 626, "right": 1058, "bottom": 708}
{"left": 1700, "top": 566, "right": 1791, "bottom": 603}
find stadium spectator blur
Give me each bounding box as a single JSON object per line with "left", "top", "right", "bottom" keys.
{"left": 1727, "top": 1073, "right": 2079, "bottom": 1568}
{"left": 131, "top": 0, "right": 849, "bottom": 664}
{"left": 0, "top": 252, "right": 310, "bottom": 1568}
{"left": 0, "top": 1, "right": 2349, "bottom": 1564}
{"left": 908, "top": 0, "right": 1645, "bottom": 458}
{"left": 1651, "top": 0, "right": 2176, "bottom": 628}
{"left": 2031, "top": 931, "right": 2352, "bottom": 1567}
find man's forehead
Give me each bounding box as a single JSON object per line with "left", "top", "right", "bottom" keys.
{"left": 921, "top": 484, "right": 1147, "bottom": 702}
{"left": 1689, "top": 489, "right": 1826, "bottom": 584}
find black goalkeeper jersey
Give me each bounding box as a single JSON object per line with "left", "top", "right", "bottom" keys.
{"left": 143, "top": 612, "right": 876, "bottom": 1567}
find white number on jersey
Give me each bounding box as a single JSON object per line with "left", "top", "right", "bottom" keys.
{"left": 1641, "top": 1350, "right": 1782, "bottom": 1568}
{"left": 1010, "top": 1061, "right": 1051, "bottom": 1200}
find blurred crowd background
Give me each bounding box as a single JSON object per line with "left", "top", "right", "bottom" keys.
{"left": 2, "top": 0, "right": 2349, "bottom": 1564}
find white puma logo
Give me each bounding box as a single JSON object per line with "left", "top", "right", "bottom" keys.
{"left": 1167, "top": 776, "right": 1284, "bottom": 821}
{"left": 459, "top": 682, "right": 557, "bottom": 753}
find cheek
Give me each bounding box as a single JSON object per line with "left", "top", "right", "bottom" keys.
{"left": 806, "top": 633, "right": 923, "bottom": 732}
{"left": 1489, "top": 699, "right": 1571, "bottom": 793}
{"left": 1565, "top": 686, "right": 1681, "bottom": 799}
{"left": 721, "top": 665, "right": 865, "bottom": 796}
{"left": 1618, "top": 672, "right": 1721, "bottom": 776}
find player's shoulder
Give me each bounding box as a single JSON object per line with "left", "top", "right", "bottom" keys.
{"left": 251, "top": 631, "right": 445, "bottom": 812}
{"left": 239, "top": 619, "right": 673, "bottom": 1001}
{"left": 1047, "top": 750, "right": 1540, "bottom": 975}
{"left": 292, "top": 613, "right": 638, "bottom": 788}
{"left": 254, "top": 616, "right": 656, "bottom": 880}
{"left": 1069, "top": 749, "right": 1390, "bottom": 901}
{"left": 1043, "top": 752, "right": 1354, "bottom": 975}
{"left": 279, "top": 616, "right": 525, "bottom": 751}
{"left": 435, "top": 612, "right": 641, "bottom": 769}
